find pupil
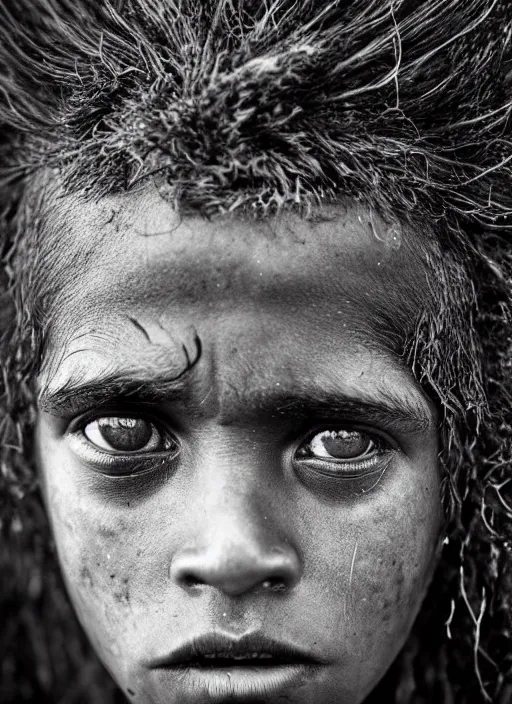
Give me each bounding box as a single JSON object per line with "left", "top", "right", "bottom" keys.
{"left": 98, "top": 417, "right": 153, "bottom": 452}
{"left": 320, "top": 430, "right": 369, "bottom": 459}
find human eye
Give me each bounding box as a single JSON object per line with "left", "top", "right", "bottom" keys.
{"left": 293, "top": 427, "right": 393, "bottom": 478}
{"left": 68, "top": 414, "right": 180, "bottom": 476}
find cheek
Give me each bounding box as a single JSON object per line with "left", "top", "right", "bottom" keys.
{"left": 42, "top": 471, "right": 153, "bottom": 676}
{"left": 354, "top": 511, "right": 436, "bottom": 642}
{"left": 301, "top": 461, "right": 441, "bottom": 686}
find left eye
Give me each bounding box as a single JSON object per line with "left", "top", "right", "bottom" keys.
{"left": 82, "top": 417, "right": 168, "bottom": 453}
{"left": 297, "top": 428, "right": 377, "bottom": 462}
{"left": 294, "top": 427, "right": 391, "bottom": 479}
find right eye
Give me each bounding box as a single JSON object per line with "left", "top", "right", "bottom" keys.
{"left": 83, "top": 417, "right": 168, "bottom": 454}
{"left": 69, "top": 414, "right": 180, "bottom": 477}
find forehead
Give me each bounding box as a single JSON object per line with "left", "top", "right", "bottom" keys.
{"left": 40, "top": 187, "right": 433, "bottom": 315}
{"left": 37, "top": 186, "right": 435, "bottom": 404}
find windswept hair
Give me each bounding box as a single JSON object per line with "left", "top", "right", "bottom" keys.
{"left": 1, "top": 1, "right": 512, "bottom": 703}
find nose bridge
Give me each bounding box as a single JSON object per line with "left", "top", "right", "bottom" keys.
{"left": 201, "top": 471, "right": 279, "bottom": 559}
{"left": 206, "top": 454, "right": 273, "bottom": 529}
{"left": 194, "top": 433, "right": 280, "bottom": 533}
{"left": 169, "top": 448, "right": 302, "bottom": 595}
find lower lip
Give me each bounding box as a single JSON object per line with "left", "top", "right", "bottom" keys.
{"left": 151, "top": 662, "right": 321, "bottom": 701}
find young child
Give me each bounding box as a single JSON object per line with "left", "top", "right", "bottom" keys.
{"left": 1, "top": 1, "right": 512, "bottom": 703}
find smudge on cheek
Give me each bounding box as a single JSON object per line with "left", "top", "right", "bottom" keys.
{"left": 49, "top": 499, "right": 138, "bottom": 667}
{"left": 74, "top": 524, "right": 133, "bottom": 610}
{"left": 79, "top": 565, "right": 94, "bottom": 589}
{"left": 353, "top": 523, "right": 438, "bottom": 648}
{"left": 110, "top": 575, "right": 131, "bottom": 605}
{"left": 371, "top": 560, "right": 405, "bottom": 625}
{"left": 329, "top": 489, "right": 441, "bottom": 693}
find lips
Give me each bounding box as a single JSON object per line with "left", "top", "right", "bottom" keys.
{"left": 146, "top": 632, "right": 325, "bottom": 702}
{"left": 149, "top": 631, "right": 322, "bottom": 670}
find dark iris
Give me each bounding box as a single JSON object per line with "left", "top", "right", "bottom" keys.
{"left": 320, "top": 430, "right": 371, "bottom": 459}
{"left": 296, "top": 428, "right": 375, "bottom": 461}
{"left": 96, "top": 417, "right": 154, "bottom": 452}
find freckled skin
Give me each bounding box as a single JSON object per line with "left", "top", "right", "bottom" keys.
{"left": 36, "top": 188, "right": 442, "bottom": 704}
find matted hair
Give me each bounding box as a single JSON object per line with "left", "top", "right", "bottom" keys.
{"left": 0, "top": 1, "right": 512, "bottom": 702}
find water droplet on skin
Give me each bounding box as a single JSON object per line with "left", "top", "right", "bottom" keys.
{"left": 384, "top": 221, "right": 403, "bottom": 251}
{"left": 11, "top": 516, "right": 23, "bottom": 533}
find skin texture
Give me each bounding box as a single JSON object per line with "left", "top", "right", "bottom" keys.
{"left": 35, "top": 186, "right": 443, "bottom": 704}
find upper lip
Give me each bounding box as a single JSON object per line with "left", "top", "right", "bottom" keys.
{"left": 148, "top": 632, "right": 323, "bottom": 668}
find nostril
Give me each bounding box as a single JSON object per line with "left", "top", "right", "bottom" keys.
{"left": 262, "top": 578, "right": 288, "bottom": 593}
{"left": 169, "top": 560, "right": 206, "bottom": 588}
{"left": 182, "top": 573, "right": 206, "bottom": 589}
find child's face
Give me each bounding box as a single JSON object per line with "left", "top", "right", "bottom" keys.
{"left": 36, "top": 188, "right": 442, "bottom": 704}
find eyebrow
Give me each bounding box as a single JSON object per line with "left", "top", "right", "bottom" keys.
{"left": 38, "top": 371, "right": 193, "bottom": 415}
{"left": 38, "top": 369, "right": 435, "bottom": 435}
{"left": 38, "top": 332, "right": 203, "bottom": 415}
{"left": 272, "top": 393, "right": 435, "bottom": 435}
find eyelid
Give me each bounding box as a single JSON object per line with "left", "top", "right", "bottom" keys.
{"left": 68, "top": 433, "right": 181, "bottom": 477}
{"left": 65, "top": 404, "right": 173, "bottom": 435}
{"left": 294, "top": 454, "right": 392, "bottom": 480}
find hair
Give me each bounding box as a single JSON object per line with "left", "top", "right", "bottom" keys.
{"left": 1, "top": 1, "right": 512, "bottom": 702}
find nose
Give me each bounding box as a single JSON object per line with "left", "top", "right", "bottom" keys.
{"left": 169, "top": 505, "right": 302, "bottom": 596}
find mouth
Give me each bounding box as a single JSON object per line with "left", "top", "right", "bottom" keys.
{"left": 148, "top": 632, "right": 324, "bottom": 700}
{"left": 180, "top": 652, "right": 302, "bottom": 669}
{"left": 151, "top": 631, "right": 322, "bottom": 670}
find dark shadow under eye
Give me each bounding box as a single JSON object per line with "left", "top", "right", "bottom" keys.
{"left": 83, "top": 417, "right": 163, "bottom": 453}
